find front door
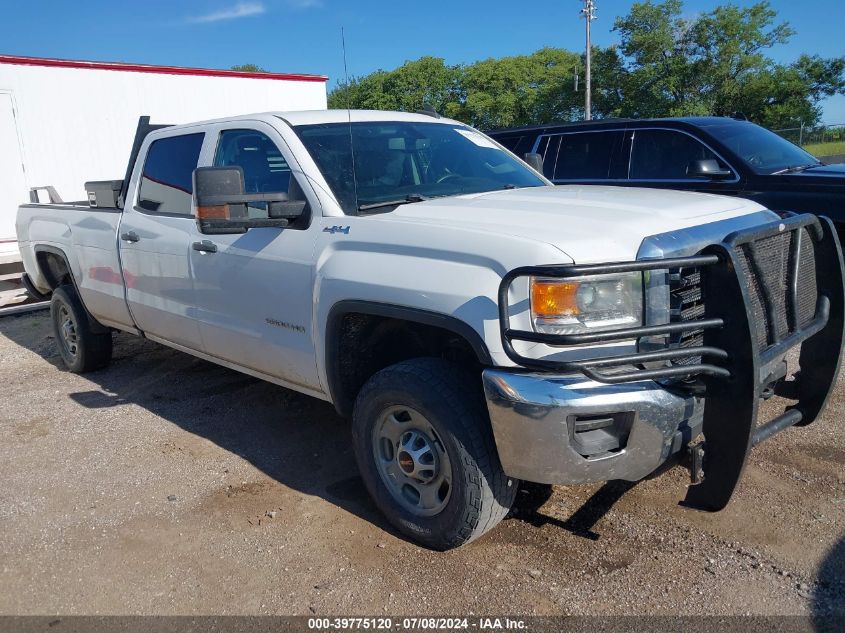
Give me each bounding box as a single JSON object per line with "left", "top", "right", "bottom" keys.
{"left": 189, "top": 125, "right": 321, "bottom": 391}
{"left": 625, "top": 128, "right": 743, "bottom": 196}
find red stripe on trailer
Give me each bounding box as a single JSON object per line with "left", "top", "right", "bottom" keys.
{"left": 0, "top": 54, "right": 328, "bottom": 83}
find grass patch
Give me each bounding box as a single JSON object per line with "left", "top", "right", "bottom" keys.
{"left": 803, "top": 140, "right": 845, "bottom": 157}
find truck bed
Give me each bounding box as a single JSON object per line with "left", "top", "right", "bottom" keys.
{"left": 20, "top": 202, "right": 118, "bottom": 211}
{"left": 16, "top": 202, "right": 133, "bottom": 331}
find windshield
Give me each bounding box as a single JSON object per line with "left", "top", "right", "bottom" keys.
{"left": 709, "top": 122, "right": 821, "bottom": 175}
{"left": 293, "top": 121, "right": 546, "bottom": 214}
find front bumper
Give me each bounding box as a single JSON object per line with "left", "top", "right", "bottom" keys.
{"left": 491, "top": 213, "right": 844, "bottom": 508}
{"left": 482, "top": 370, "right": 702, "bottom": 485}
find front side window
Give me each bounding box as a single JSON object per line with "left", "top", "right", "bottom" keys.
{"left": 214, "top": 129, "right": 293, "bottom": 219}
{"left": 537, "top": 131, "right": 623, "bottom": 180}
{"left": 214, "top": 129, "right": 291, "bottom": 193}
{"left": 293, "top": 121, "right": 546, "bottom": 214}
{"left": 629, "top": 129, "right": 730, "bottom": 180}
{"left": 138, "top": 133, "right": 204, "bottom": 215}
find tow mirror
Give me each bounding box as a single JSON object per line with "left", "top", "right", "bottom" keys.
{"left": 524, "top": 152, "right": 544, "bottom": 174}
{"left": 687, "top": 159, "right": 732, "bottom": 180}
{"left": 192, "top": 166, "right": 305, "bottom": 235}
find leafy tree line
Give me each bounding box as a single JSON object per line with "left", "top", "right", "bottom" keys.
{"left": 230, "top": 64, "right": 268, "bottom": 72}
{"left": 327, "top": 0, "right": 845, "bottom": 131}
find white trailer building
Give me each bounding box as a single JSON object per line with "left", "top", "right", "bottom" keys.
{"left": 0, "top": 54, "right": 328, "bottom": 268}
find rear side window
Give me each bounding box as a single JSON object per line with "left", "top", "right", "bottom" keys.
{"left": 137, "top": 133, "right": 204, "bottom": 215}
{"left": 537, "top": 131, "right": 622, "bottom": 180}
{"left": 629, "top": 129, "right": 729, "bottom": 180}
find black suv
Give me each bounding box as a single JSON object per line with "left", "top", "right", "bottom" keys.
{"left": 490, "top": 117, "right": 845, "bottom": 234}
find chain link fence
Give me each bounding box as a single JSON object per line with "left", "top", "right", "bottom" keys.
{"left": 773, "top": 123, "right": 845, "bottom": 160}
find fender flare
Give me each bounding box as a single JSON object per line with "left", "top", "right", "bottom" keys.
{"left": 33, "top": 245, "right": 78, "bottom": 291}
{"left": 324, "top": 300, "right": 492, "bottom": 416}
{"left": 33, "top": 245, "right": 110, "bottom": 334}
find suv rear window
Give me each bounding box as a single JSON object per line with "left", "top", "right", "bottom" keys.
{"left": 138, "top": 133, "right": 204, "bottom": 215}
{"left": 495, "top": 134, "right": 532, "bottom": 156}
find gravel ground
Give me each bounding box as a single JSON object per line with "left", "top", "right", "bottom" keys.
{"left": 0, "top": 311, "right": 842, "bottom": 617}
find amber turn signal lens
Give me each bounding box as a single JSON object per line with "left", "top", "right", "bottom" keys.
{"left": 196, "top": 204, "right": 230, "bottom": 220}
{"left": 531, "top": 279, "right": 581, "bottom": 318}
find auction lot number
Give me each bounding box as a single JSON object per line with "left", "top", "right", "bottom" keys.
{"left": 309, "top": 618, "right": 526, "bottom": 631}
{"left": 308, "top": 618, "right": 471, "bottom": 630}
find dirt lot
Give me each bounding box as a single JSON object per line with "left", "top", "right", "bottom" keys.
{"left": 0, "top": 310, "right": 843, "bottom": 618}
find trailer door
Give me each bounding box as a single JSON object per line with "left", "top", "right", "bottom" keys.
{"left": 0, "top": 92, "right": 27, "bottom": 251}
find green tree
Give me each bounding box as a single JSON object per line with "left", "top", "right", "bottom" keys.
{"left": 230, "top": 64, "right": 268, "bottom": 72}
{"left": 327, "top": 1, "right": 845, "bottom": 130}
{"left": 329, "top": 57, "right": 463, "bottom": 117}
{"left": 611, "top": 0, "right": 845, "bottom": 127}
{"left": 589, "top": 45, "right": 627, "bottom": 119}
{"left": 459, "top": 48, "right": 580, "bottom": 129}
{"left": 329, "top": 49, "right": 582, "bottom": 130}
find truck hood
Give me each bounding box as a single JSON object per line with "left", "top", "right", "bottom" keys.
{"left": 381, "top": 185, "right": 766, "bottom": 262}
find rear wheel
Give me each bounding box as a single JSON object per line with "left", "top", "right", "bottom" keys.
{"left": 50, "top": 285, "right": 112, "bottom": 373}
{"left": 352, "top": 358, "right": 516, "bottom": 550}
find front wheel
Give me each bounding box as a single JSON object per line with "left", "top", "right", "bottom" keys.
{"left": 352, "top": 358, "right": 516, "bottom": 550}
{"left": 50, "top": 285, "right": 112, "bottom": 373}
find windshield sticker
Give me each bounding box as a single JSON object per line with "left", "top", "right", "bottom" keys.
{"left": 455, "top": 129, "right": 500, "bottom": 150}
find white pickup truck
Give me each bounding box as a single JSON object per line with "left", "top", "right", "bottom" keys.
{"left": 16, "top": 110, "right": 845, "bottom": 550}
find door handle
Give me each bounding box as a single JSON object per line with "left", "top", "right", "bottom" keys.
{"left": 120, "top": 231, "right": 140, "bottom": 243}
{"left": 192, "top": 240, "right": 218, "bottom": 254}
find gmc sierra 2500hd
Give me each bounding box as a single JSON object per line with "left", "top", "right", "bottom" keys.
{"left": 16, "top": 111, "right": 845, "bottom": 550}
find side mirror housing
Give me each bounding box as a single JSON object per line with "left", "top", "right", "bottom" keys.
{"left": 192, "top": 166, "right": 305, "bottom": 234}
{"left": 688, "top": 159, "right": 732, "bottom": 180}
{"left": 524, "top": 152, "right": 544, "bottom": 174}
{"left": 269, "top": 199, "right": 308, "bottom": 220}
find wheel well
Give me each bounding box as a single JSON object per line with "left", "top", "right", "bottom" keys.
{"left": 34, "top": 249, "right": 114, "bottom": 334}
{"left": 35, "top": 250, "right": 73, "bottom": 291}
{"left": 327, "top": 306, "right": 490, "bottom": 418}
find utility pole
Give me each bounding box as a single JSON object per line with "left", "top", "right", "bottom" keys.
{"left": 580, "top": 0, "right": 596, "bottom": 121}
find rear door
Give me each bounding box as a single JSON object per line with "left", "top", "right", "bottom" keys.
{"left": 119, "top": 130, "right": 206, "bottom": 350}
{"left": 0, "top": 92, "right": 27, "bottom": 252}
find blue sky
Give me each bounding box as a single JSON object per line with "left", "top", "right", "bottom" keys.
{"left": 2, "top": 0, "right": 843, "bottom": 122}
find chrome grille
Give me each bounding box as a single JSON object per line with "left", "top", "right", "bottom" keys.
{"left": 669, "top": 267, "right": 705, "bottom": 366}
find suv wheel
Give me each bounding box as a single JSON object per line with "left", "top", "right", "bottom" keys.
{"left": 352, "top": 358, "right": 516, "bottom": 550}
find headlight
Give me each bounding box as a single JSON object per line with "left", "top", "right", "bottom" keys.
{"left": 530, "top": 272, "right": 643, "bottom": 335}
